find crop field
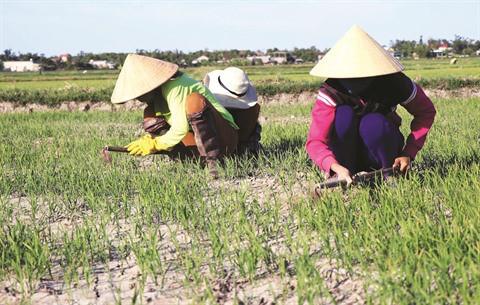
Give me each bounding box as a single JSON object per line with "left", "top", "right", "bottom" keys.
{"left": 1, "top": 92, "right": 480, "bottom": 304}
{"left": 0, "top": 57, "right": 480, "bottom": 304}
{"left": 1, "top": 58, "right": 480, "bottom": 108}
{"left": 1, "top": 58, "right": 480, "bottom": 91}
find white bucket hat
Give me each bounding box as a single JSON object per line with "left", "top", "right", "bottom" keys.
{"left": 204, "top": 67, "right": 257, "bottom": 109}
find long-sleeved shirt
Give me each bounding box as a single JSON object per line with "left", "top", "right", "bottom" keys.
{"left": 306, "top": 82, "right": 436, "bottom": 174}
{"left": 152, "top": 73, "right": 239, "bottom": 151}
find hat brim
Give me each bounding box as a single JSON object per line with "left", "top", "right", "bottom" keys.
{"left": 205, "top": 70, "right": 258, "bottom": 109}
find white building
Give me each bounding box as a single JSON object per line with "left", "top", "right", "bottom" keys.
{"left": 196, "top": 55, "right": 209, "bottom": 63}
{"left": 58, "top": 53, "right": 71, "bottom": 63}
{"left": 432, "top": 44, "right": 453, "bottom": 58}
{"left": 270, "top": 52, "right": 289, "bottom": 64}
{"left": 432, "top": 49, "right": 448, "bottom": 58}
{"left": 89, "top": 59, "right": 115, "bottom": 69}
{"left": 246, "top": 55, "right": 271, "bottom": 64}
{"left": 191, "top": 55, "right": 210, "bottom": 66}
{"left": 3, "top": 59, "right": 41, "bottom": 72}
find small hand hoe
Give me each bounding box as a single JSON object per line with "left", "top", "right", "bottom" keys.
{"left": 313, "top": 167, "right": 398, "bottom": 197}
{"left": 101, "top": 146, "right": 171, "bottom": 163}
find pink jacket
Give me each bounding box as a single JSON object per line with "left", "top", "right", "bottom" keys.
{"left": 306, "top": 82, "right": 436, "bottom": 174}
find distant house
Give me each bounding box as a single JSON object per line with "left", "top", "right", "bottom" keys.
{"left": 269, "top": 51, "right": 294, "bottom": 64}
{"left": 58, "top": 53, "right": 71, "bottom": 63}
{"left": 432, "top": 49, "right": 447, "bottom": 58}
{"left": 89, "top": 59, "right": 115, "bottom": 69}
{"left": 246, "top": 55, "right": 271, "bottom": 64}
{"left": 258, "top": 55, "right": 272, "bottom": 64}
{"left": 432, "top": 43, "right": 453, "bottom": 58}
{"left": 3, "top": 59, "right": 41, "bottom": 72}
{"left": 197, "top": 55, "right": 209, "bottom": 62}
{"left": 191, "top": 55, "right": 209, "bottom": 66}
{"left": 270, "top": 52, "right": 288, "bottom": 64}
{"left": 437, "top": 43, "right": 450, "bottom": 52}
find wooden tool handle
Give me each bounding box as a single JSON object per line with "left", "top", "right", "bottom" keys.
{"left": 104, "top": 146, "right": 129, "bottom": 153}
{"left": 103, "top": 146, "right": 172, "bottom": 155}
{"left": 317, "top": 178, "right": 347, "bottom": 189}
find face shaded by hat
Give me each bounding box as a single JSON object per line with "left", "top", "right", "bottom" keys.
{"left": 204, "top": 67, "right": 257, "bottom": 109}
{"left": 329, "top": 72, "right": 414, "bottom": 105}
{"left": 111, "top": 54, "right": 179, "bottom": 104}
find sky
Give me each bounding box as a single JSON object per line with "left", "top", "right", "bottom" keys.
{"left": 0, "top": 0, "right": 479, "bottom": 56}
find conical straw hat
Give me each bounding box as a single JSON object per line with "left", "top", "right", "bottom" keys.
{"left": 310, "top": 25, "right": 403, "bottom": 78}
{"left": 111, "top": 54, "right": 178, "bottom": 104}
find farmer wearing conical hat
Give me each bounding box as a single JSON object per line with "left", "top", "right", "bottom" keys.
{"left": 203, "top": 67, "right": 262, "bottom": 154}
{"left": 111, "top": 54, "right": 254, "bottom": 176}
{"left": 306, "top": 25, "right": 436, "bottom": 183}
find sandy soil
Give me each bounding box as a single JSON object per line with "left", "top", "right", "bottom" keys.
{"left": 0, "top": 173, "right": 371, "bottom": 304}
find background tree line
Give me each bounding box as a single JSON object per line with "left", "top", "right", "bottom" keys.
{"left": 1, "top": 35, "right": 479, "bottom": 71}
{"left": 391, "top": 35, "right": 480, "bottom": 58}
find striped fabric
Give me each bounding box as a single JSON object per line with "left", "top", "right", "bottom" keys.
{"left": 400, "top": 81, "right": 418, "bottom": 105}
{"left": 316, "top": 90, "right": 337, "bottom": 107}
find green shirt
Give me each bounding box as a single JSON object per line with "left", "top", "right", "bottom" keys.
{"left": 153, "top": 73, "right": 239, "bottom": 150}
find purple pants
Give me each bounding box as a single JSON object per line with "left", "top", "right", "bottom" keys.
{"left": 332, "top": 105, "right": 404, "bottom": 173}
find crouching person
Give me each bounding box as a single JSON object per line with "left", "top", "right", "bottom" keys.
{"left": 306, "top": 26, "right": 436, "bottom": 184}
{"left": 203, "top": 67, "right": 262, "bottom": 155}
{"left": 111, "top": 54, "right": 240, "bottom": 177}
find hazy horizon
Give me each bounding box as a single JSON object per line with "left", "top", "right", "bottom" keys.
{"left": 1, "top": 0, "right": 479, "bottom": 56}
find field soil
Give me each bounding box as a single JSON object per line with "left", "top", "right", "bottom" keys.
{"left": 0, "top": 88, "right": 479, "bottom": 113}
{"left": 1, "top": 174, "right": 367, "bottom": 305}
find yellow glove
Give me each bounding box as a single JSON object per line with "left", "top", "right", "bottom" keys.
{"left": 125, "top": 134, "right": 158, "bottom": 156}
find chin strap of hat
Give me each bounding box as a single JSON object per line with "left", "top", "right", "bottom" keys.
{"left": 218, "top": 76, "right": 247, "bottom": 97}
